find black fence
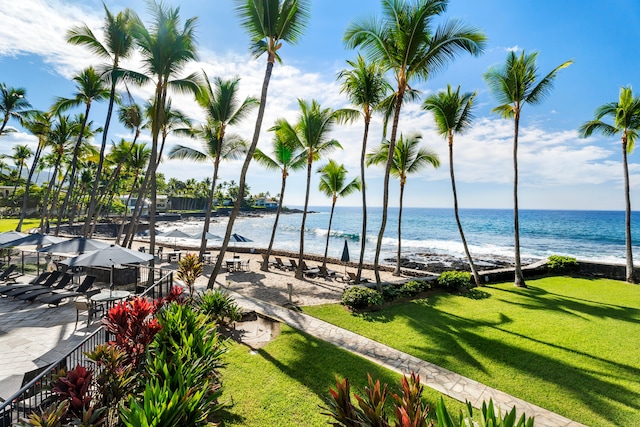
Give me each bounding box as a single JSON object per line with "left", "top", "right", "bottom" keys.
{"left": 0, "top": 269, "right": 175, "bottom": 426}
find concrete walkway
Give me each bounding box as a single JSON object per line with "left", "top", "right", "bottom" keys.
{"left": 227, "top": 290, "right": 586, "bottom": 427}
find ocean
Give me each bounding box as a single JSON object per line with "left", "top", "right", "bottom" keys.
{"left": 157, "top": 207, "right": 640, "bottom": 266}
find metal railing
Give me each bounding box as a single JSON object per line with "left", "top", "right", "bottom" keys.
{"left": 0, "top": 270, "right": 175, "bottom": 426}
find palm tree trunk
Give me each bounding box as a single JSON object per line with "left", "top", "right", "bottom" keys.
{"left": 199, "top": 158, "right": 220, "bottom": 260}
{"left": 39, "top": 155, "right": 61, "bottom": 233}
{"left": 116, "top": 173, "right": 140, "bottom": 245}
{"left": 296, "top": 159, "right": 313, "bottom": 279}
{"left": 208, "top": 58, "right": 275, "bottom": 288}
{"left": 323, "top": 198, "right": 337, "bottom": 269}
{"left": 16, "top": 141, "right": 44, "bottom": 231}
{"left": 261, "top": 172, "right": 287, "bottom": 271}
{"left": 82, "top": 81, "right": 118, "bottom": 237}
{"left": 395, "top": 181, "right": 404, "bottom": 276}
{"left": 622, "top": 138, "right": 635, "bottom": 282}
{"left": 12, "top": 164, "right": 23, "bottom": 197}
{"left": 449, "top": 135, "right": 481, "bottom": 286}
{"left": 374, "top": 85, "right": 405, "bottom": 290}
{"left": 513, "top": 110, "right": 526, "bottom": 287}
{"left": 357, "top": 116, "right": 371, "bottom": 282}
{"left": 123, "top": 172, "right": 150, "bottom": 247}
{"left": 56, "top": 102, "right": 91, "bottom": 234}
{"left": 0, "top": 114, "right": 9, "bottom": 136}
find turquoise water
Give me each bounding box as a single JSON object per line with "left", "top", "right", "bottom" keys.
{"left": 159, "top": 207, "right": 640, "bottom": 265}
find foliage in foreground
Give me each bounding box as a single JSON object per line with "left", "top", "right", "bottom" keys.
{"left": 20, "top": 286, "right": 228, "bottom": 427}
{"left": 322, "top": 372, "right": 534, "bottom": 427}
{"left": 437, "top": 271, "right": 472, "bottom": 290}
{"left": 342, "top": 285, "right": 383, "bottom": 309}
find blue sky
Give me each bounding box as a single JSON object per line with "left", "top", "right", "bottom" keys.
{"left": 1, "top": 0, "right": 639, "bottom": 210}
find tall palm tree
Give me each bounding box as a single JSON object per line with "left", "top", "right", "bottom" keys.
{"left": 189, "top": 72, "right": 257, "bottom": 257}
{"left": 579, "top": 86, "right": 640, "bottom": 283}
{"left": 367, "top": 132, "right": 439, "bottom": 275}
{"left": 484, "top": 50, "right": 572, "bottom": 287}
{"left": 168, "top": 122, "right": 248, "bottom": 258}
{"left": 0, "top": 84, "right": 31, "bottom": 137}
{"left": 52, "top": 66, "right": 110, "bottom": 233}
{"left": 337, "top": 55, "right": 391, "bottom": 282}
{"left": 345, "top": 0, "right": 486, "bottom": 287}
{"left": 4, "top": 144, "right": 33, "bottom": 196}
{"left": 272, "top": 99, "right": 343, "bottom": 279}
{"left": 208, "top": 0, "right": 311, "bottom": 288}
{"left": 16, "top": 110, "right": 52, "bottom": 231}
{"left": 423, "top": 84, "right": 481, "bottom": 286}
{"left": 116, "top": 141, "right": 151, "bottom": 244}
{"left": 130, "top": 2, "right": 199, "bottom": 262}
{"left": 68, "top": 5, "right": 141, "bottom": 236}
{"left": 254, "top": 130, "right": 306, "bottom": 271}
{"left": 317, "top": 160, "right": 361, "bottom": 269}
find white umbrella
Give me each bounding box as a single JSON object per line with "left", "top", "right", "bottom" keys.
{"left": 159, "top": 228, "right": 196, "bottom": 248}
{"left": 0, "top": 233, "right": 67, "bottom": 249}
{"left": 0, "top": 231, "right": 27, "bottom": 245}
{"left": 192, "top": 231, "right": 222, "bottom": 240}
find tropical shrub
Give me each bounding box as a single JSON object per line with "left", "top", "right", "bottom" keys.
{"left": 51, "top": 365, "right": 93, "bottom": 419}
{"left": 176, "top": 253, "right": 203, "bottom": 295}
{"left": 435, "top": 396, "right": 535, "bottom": 427}
{"left": 197, "top": 288, "right": 242, "bottom": 328}
{"left": 399, "top": 280, "right": 431, "bottom": 297}
{"left": 120, "top": 302, "right": 226, "bottom": 426}
{"left": 437, "top": 271, "right": 472, "bottom": 290}
{"left": 342, "top": 286, "right": 383, "bottom": 309}
{"left": 547, "top": 255, "right": 578, "bottom": 273}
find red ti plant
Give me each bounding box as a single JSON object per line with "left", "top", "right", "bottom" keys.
{"left": 153, "top": 285, "right": 186, "bottom": 313}
{"left": 51, "top": 364, "right": 93, "bottom": 419}
{"left": 102, "top": 296, "right": 162, "bottom": 367}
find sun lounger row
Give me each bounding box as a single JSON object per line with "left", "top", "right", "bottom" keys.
{"left": 0, "top": 272, "right": 98, "bottom": 306}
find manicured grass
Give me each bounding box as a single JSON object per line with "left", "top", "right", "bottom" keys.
{"left": 217, "top": 324, "right": 466, "bottom": 426}
{"left": 0, "top": 218, "right": 40, "bottom": 232}
{"left": 303, "top": 277, "right": 640, "bottom": 426}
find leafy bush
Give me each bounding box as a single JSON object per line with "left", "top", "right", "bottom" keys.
{"left": 342, "top": 286, "right": 383, "bottom": 309}
{"left": 382, "top": 285, "right": 402, "bottom": 301}
{"left": 177, "top": 253, "right": 203, "bottom": 295}
{"left": 197, "top": 288, "right": 242, "bottom": 327}
{"left": 437, "top": 271, "right": 472, "bottom": 290}
{"left": 547, "top": 255, "right": 578, "bottom": 273}
{"left": 400, "top": 280, "right": 431, "bottom": 296}
{"left": 435, "top": 396, "right": 535, "bottom": 427}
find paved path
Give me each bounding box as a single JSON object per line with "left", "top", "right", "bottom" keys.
{"left": 228, "top": 290, "right": 586, "bottom": 427}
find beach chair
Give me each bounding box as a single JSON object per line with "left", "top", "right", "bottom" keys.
{"left": 28, "top": 271, "right": 52, "bottom": 285}
{"left": 319, "top": 265, "right": 342, "bottom": 281}
{"left": 0, "top": 272, "right": 51, "bottom": 294}
{"left": 288, "top": 259, "right": 298, "bottom": 271}
{"left": 40, "top": 275, "right": 97, "bottom": 306}
{"left": 346, "top": 271, "right": 371, "bottom": 285}
{"left": 0, "top": 264, "right": 20, "bottom": 284}
{"left": 273, "top": 257, "right": 290, "bottom": 271}
{"left": 17, "top": 273, "right": 74, "bottom": 302}
{"left": 0, "top": 271, "right": 61, "bottom": 297}
{"left": 301, "top": 261, "right": 320, "bottom": 278}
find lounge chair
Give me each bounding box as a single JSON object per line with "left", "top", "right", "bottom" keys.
{"left": 274, "top": 257, "right": 291, "bottom": 271}
{"left": 0, "top": 264, "right": 20, "bottom": 284}
{"left": 0, "top": 271, "right": 61, "bottom": 297}
{"left": 40, "top": 275, "right": 97, "bottom": 306}
{"left": 346, "top": 271, "right": 371, "bottom": 285}
{"left": 301, "top": 261, "right": 320, "bottom": 278}
{"left": 17, "top": 273, "right": 74, "bottom": 301}
{"left": 0, "top": 272, "right": 51, "bottom": 293}
{"left": 319, "top": 265, "right": 342, "bottom": 281}
{"left": 288, "top": 259, "right": 298, "bottom": 270}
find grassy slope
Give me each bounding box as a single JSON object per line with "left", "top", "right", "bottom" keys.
{"left": 218, "top": 324, "right": 466, "bottom": 426}
{"left": 303, "top": 277, "right": 640, "bottom": 427}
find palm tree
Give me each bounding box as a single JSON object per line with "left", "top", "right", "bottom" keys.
{"left": 317, "top": 160, "right": 361, "bottom": 269}
{"left": 168, "top": 122, "right": 247, "bottom": 258}
{"left": 208, "top": 0, "right": 311, "bottom": 288}
{"left": 484, "top": 50, "right": 572, "bottom": 287}
{"left": 4, "top": 144, "right": 33, "bottom": 197}
{"left": 68, "top": 5, "right": 141, "bottom": 236}
{"left": 130, "top": 2, "right": 199, "bottom": 262}
{"left": 272, "top": 99, "right": 343, "bottom": 279}
{"left": 188, "top": 72, "right": 257, "bottom": 257}
{"left": 0, "top": 84, "right": 31, "bottom": 137}
{"left": 254, "top": 130, "right": 306, "bottom": 271}
{"left": 337, "top": 55, "right": 391, "bottom": 282}
{"left": 116, "top": 141, "right": 151, "bottom": 244}
{"left": 52, "top": 66, "right": 110, "bottom": 233}
{"left": 16, "top": 110, "right": 52, "bottom": 231}
{"left": 367, "top": 132, "right": 439, "bottom": 275}
{"left": 423, "top": 84, "right": 481, "bottom": 286}
{"left": 345, "top": 0, "right": 486, "bottom": 287}
{"left": 579, "top": 86, "right": 640, "bottom": 283}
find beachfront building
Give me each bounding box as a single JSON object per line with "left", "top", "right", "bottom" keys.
{"left": 254, "top": 197, "right": 278, "bottom": 209}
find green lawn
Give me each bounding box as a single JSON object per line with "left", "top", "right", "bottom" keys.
{"left": 0, "top": 218, "right": 40, "bottom": 232}
{"left": 217, "top": 324, "right": 466, "bottom": 426}
{"left": 302, "top": 277, "right": 640, "bottom": 426}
